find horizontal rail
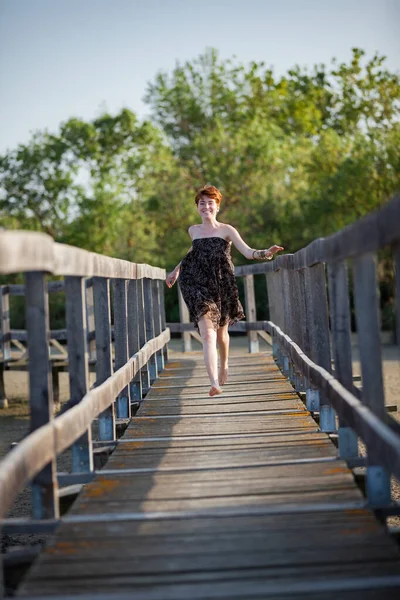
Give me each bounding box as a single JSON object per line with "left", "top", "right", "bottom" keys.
{"left": 266, "top": 322, "right": 400, "bottom": 482}
{"left": 0, "top": 231, "right": 166, "bottom": 279}
{"left": 234, "top": 193, "right": 400, "bottom": 276}
{"left": 0, "top": 328, "right": 170, "bottom": 520}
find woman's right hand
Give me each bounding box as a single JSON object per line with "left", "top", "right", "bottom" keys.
{"left": 166, "top": 269, "right": 179, "bottom": 288}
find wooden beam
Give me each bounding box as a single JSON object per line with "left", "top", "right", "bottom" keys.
{"left": 25, "top": 272, "right": 59, "bottom": 519}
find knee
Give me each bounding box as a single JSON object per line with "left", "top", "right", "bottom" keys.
{"left": 201, "top": 328, "right": 216, "bottom": 345}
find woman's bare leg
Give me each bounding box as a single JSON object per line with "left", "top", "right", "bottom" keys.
{"left": 198, "top": 315, "right": 222, "bottom": 396}
{"left": 217, "top": 324, "right": 230, "bottom": 385}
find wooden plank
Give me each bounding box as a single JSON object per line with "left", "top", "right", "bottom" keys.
{"left": 127, "top": 279, "right": 142, "bottom": 401}
{"left": 112, "top": 279, "right": 131, "bottom": 418}
{"left": 93, "top": 277, "right": 115, "bottom": 441}
{"left": 143, "top": 278, "right": 158, "bottom": 383}
{"left": 65, "top": 276, "right": 93, "bottom": 474}
{"left": 25, "top": 272, "right": 59, "bottom": 519}
{"left": 177, "top": 284, "right": 193, "bottom": 352}
{"left": 243, "top": 274, "right": 259, "bottom": 353}
{"left": 137, "top": 278, "right": 151, "bottom": 393}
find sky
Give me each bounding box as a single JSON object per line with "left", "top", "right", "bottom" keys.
{"left": 0, "top": 0, "right": 399, "bottom": 154}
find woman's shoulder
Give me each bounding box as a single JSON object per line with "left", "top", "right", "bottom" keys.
{"left": 188, "top": 224, "right": 200, "bottom": 239}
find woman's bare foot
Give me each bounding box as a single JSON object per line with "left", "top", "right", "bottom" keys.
{"left": 219, "top": 366, "right": 229, "bottom": 386}
{"left": 209, "top": 385, "right": 222, "bottom": 397}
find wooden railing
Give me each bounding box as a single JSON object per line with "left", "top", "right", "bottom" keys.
{"left": 171, "top": 194, "right": 400, "bottom": 507}
{"left": 235, "top": 194, "right": 400, "bottom": 507}
{"left": 0, "top": 231, "right": 169, "bottom": 525}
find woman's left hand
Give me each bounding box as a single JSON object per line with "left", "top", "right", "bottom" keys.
{"left": 268, "top": 245, "right": 284, "bottom": 256}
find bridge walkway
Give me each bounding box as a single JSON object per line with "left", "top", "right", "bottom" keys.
{"left": 17, "top": 351, "right": 400, "bottom": 599}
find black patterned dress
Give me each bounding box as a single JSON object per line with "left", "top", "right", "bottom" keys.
{"left": 179, "top": 237, "right": 245, "bottom": 331}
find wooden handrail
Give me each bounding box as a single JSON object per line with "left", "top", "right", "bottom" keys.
{"left": 0, "top": 328, "right": 169, "bottom": 520}
{"left": 0, "top": 231, "right": 165, "bottom": 280}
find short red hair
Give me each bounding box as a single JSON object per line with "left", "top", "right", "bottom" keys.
{"left": 195, "top": 185, "right": 222, "bottom": 206}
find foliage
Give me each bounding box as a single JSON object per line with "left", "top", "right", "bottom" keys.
{"left": 1, "top": 48, "right": 399, "bottom": 327}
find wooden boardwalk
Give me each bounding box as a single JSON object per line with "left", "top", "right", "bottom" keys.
{"left": 18, "top": 352, "right": 400, "bottom": 599}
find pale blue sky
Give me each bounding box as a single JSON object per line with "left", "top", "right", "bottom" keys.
{"left": 1, "top": 0, "right": 399, "bottom": 154}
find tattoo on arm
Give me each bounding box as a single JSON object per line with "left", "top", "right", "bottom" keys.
{"left": 252, "top": 249, "right": 272, "bottom": 260}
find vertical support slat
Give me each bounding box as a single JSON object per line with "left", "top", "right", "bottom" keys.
{"left": 159, "top": 280, "right": 169, "bottom": 364}
{"left": 25, "top": 272, "right": 59, "bottom": 519}
{"left": 0, "top": 285, "right": 10, "bottom": 408}
{"left": 178, "top": 284, "right": 192, "bottom": 352}
{"left": 304, "top": 263, "right": 335, "bottom": 431}
{"left": 152, "top": 279, "right": 164, "bottom": 373}
{"left": 93, "top": 277, "right": 115, "bottom": 441}
{"left": 327, "top": 261, "right": 358, "bottom": 459}
{"left": 112, "top": 279, "right": 131, "bottom": 418}
{"left": 353, "top": 252, "right": 391, "bottom": 505}
{"left": 127, "top": 279, "right": 142, "bottom": 402}
{"left": 143, "top": 278, "right": 158, "bottom": 383}
{"left": 137, "top": 277, "right": 151, "bottom": 395}
{"left": 243, "top": 274, "right": 259, "bottom": 353}
{"left": 394, "top": 244, "right": 400, "bottom": 347}
{"left": 65, "top": 276, "right": 93, "bottom": 473}
{"left": 85, "top": 279, "right": 96, "bottom": 365}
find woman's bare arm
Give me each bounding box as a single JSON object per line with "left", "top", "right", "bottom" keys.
{"left": 226, "top": 225, "right": 284, "bottom": 260}
{"left": 166, "top": 227, "right": 194, "bottom": 288}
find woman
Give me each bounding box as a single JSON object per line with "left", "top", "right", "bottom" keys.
{"left": 166, "top": 185, "right": 284, "bottom": 397}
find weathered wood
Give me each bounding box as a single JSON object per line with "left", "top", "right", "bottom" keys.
{"left": 143, "top": 278, "right": 158, "bottom": 383}
{"left": 158, "top": 279, "right": 169, "bottom": 364}
{"left": 178, "top": 283, "right": 193, "bottom": 352}
{"left": 65, "top": 276, "right": 94, "bottom": 474}
{"left": 93, "top": 277, "right": 115, "bottom": 441}
{"left": 151, "top": 279, "right": 164, "bottom": 373}
{"left": 15, "top": 353, "right": 400, "bottom": 599}
{"left": 0, "top": 230, "right": 166, "bottom": 280}
{"left": 304, "top": 263, "right": 335, "bottom": 432}
{"left": 268, "top": 321, "right": 400, "bottom": 482}
{"left": 0, "top": 329, "right": 171, "bottom": 520}
{"left": 137, "top": 277, "right": 151, "bottom": 393}
{"left": 327, "top": 261, "right": 358, "bottom": 459}
{"left": 243, "top": 274, "right": 259, "bottom": 353}
{"left": 85, "top": 279, "right": 96, "bottom": 363}
{"left": 127, "top": 279, "right": 142, "bottom": 401}
{"left": 352, "top": 253, "right": 391, "bottom": 505}
{"left": 25, "top": 272, "right": 59, "bottom": 519}
{"left": 112, "top": 278, "right": 131, "bottom": 418}
{"left": 394, "top": 243, "right": 400, "bottom": 346}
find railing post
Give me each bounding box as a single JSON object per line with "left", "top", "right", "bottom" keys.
{"left": 395, "top": 244, "right": 400, "bottom": 347}
{"left": 0, "top": 285, "right": 11, "bottom": 408}
{"left": 25, "top": 272, "right": 59, "bottom": 518}
{"left": 178, "top": 284, "right": 192, "bottom": 352}
{"left": 304, "top": 263, "right": 336, "bottom": 431}
{"left": 65, "top": 276, "right": 94, "bottom": 473}
{"left": 152, "top": 279, "right": 164, "bottom": 373}
{"left": 93, "top": 277, "right": 115, "bottom": 441}
{"left": 127, "top": 279, "right": 142, "bottom": 402}
{"left": 243, "top": 274, "right": 259, "bottom": 353}
{"left": 159, "top": 280, "right": 169, "bottom": 364}
{"left": 143, "top": 278, "right": 158, "bottom": 383}
{"left": 137, "top": 276, "right": 151, "bottom": 395}
{"left": 327, "top": 261, "right": 358, "bottom": 459}
{"left": 85, "top": 278, "right": 96, "bottom": 365}
{"left": 353, "top": 253, "right": 391, "bottom": 505}
{"left": 112, "top": 278, "right": 131, "bottom": 419}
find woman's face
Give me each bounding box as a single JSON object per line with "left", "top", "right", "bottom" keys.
{"left": 197, "top": 195, "right": 219, "bottom": 219}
